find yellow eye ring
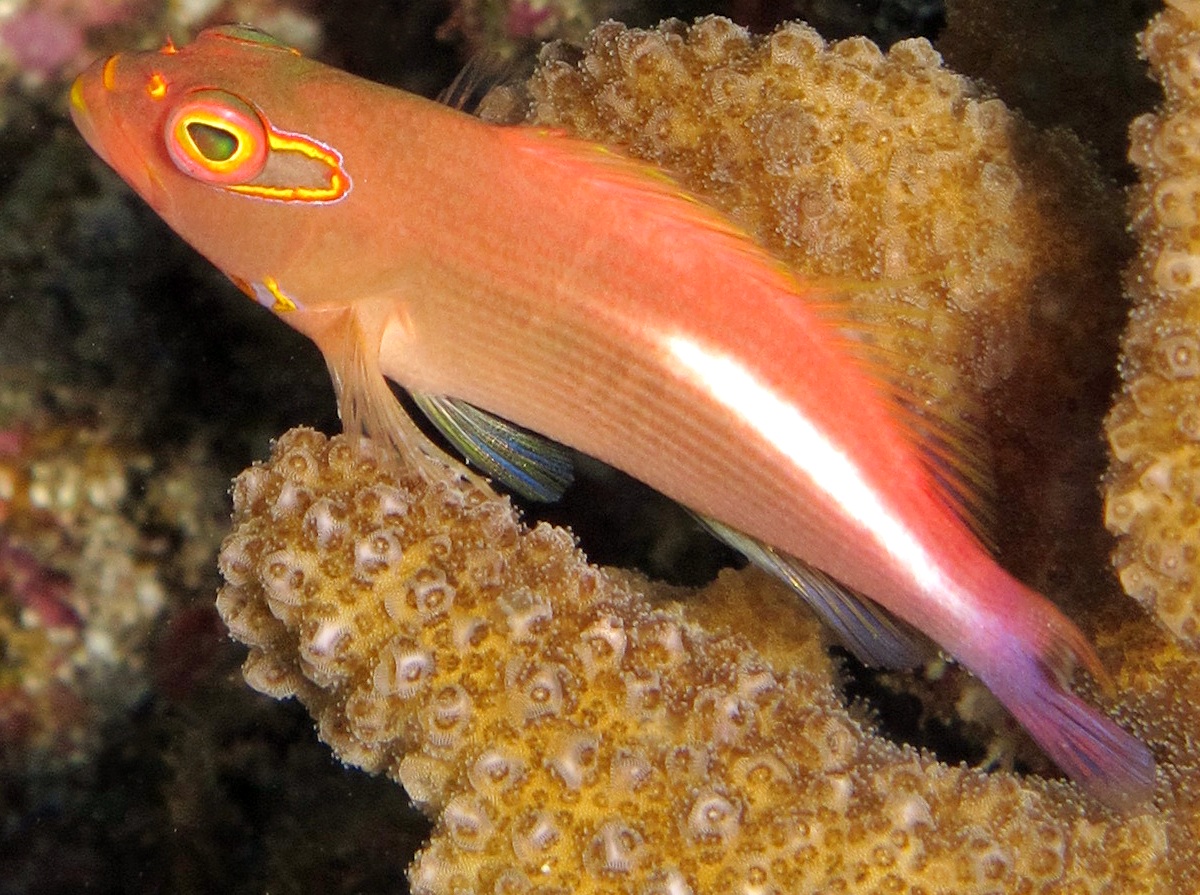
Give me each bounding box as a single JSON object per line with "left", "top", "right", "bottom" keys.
{"left": 164, "top": 90, "right": 268, "bottom": 184}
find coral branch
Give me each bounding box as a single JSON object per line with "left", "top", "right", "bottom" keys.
{"left": 1106, "top": 0, "right": 1200, "bottom": 648}
{"left": 218, "top": 429, "right": 1171, "bottom": 893}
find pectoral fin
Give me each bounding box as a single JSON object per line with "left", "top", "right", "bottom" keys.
{"left": 318, "top": 308, "right": 464, "bottom": 486}
{"left": 697, "top": 514, "right": 932, "bottom": 669}
{"left": 411, "top": 393, "right": 574, "bottom": 502}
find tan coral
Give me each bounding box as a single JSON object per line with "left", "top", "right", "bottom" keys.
{"left": 217, "top": 428, "right": 1169, "bottom": 895}
{"left": 1106, "top": 0, "right": 1200, "bottom": 647}
{"left": 938, "top": 0, "right": 1156, "bottom": 177}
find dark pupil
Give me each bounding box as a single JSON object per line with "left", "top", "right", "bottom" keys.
{"left": 187, "top": 122, "right": 238, "bottom": 162}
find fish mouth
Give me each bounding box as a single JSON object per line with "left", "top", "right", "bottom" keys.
{"left": 69, "top": 70, "right": 106, "bottom": 162}
{"left": 70, "top": 55, "right": 170, "bottom": 210}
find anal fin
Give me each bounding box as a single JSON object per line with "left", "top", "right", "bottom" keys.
{"left": 697, "top": 514, "right": 932, "bottom": 669}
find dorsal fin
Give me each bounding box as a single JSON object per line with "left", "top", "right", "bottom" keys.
{"left": 836, "top": 288, "right": 999, "bottom": 549}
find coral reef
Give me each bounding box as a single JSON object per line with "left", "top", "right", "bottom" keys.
{"left": 1105, "top": 0, "right": 1200, "bottom": 649}
{"left": 4, "top": 2, "right": 1198, "bottom": 892}
{"left": 0, "top": 390, "right": 219, "bottom": 775}
{"left": 219, "top": 428, "right": 1174, "bottom": 894}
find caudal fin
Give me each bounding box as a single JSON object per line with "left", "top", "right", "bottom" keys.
{"left": 974, "top": 593, "right": 1155, "bottom": 811}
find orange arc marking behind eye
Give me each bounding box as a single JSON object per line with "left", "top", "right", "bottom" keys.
{"left": 101, "top": 55, "right": 119, "bottom": 90}
{"left": 228, "top": 126, "right": 351, "bottom": 204}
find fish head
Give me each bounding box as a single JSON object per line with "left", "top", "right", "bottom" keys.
{"left": 69, "top": 25, "right": 353, "bottom": 296}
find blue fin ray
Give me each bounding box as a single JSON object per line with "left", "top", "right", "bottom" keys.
{"left": 411, "top": 393, "right": 574, "bottom": 502}
{"left": 696, "top": 514, "right": 932, "bottom": 669}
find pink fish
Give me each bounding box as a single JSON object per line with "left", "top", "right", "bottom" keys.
{"left": 69, "top": 25, "right": 1154, "bottom": 807}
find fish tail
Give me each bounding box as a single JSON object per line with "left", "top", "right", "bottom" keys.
{"left": 972, "top": 582, "right": 1155, "bottom": 811}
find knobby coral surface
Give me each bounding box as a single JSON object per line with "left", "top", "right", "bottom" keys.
{"left": 219, "top": 428, "right": 1175, "bottom": 894}
{"left": 1106, "top": 0, "right": 1200, "bottom": 649}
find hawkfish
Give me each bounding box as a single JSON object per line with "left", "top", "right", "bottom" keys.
{"left": 69, "top": 24, "right": 1154, "bottom": 807}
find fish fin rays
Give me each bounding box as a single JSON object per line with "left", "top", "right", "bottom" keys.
{"left": 973, "top": 583, "right": 1155, "bottom": 810}
{"left": 497, "top": 126, "right": 790, "bottom": 271}
{"left": 317, "top": 308, "right": 470, "bottom": 484}
{"left": 698, "top": 514, "right": 932, "bottom": 669}
{"left": 411, "top": 393, "right": 574, "bottom": 502}
{"left": 311, "top": 306, "right": 572, "bottom": 500}
{"left": 834, "top": 293, "right": 1000, "bottom": 551}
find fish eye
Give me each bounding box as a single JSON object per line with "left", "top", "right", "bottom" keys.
{"left": 164, "top": 89, "right": 268, "bottom": 185}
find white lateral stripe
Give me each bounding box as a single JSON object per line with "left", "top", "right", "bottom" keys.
{"left": 664, "top": 334, "right": 941, "bottom": 592}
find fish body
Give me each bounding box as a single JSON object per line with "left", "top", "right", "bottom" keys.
{"left": 70, "top": 25, "right": 1153, "bottom": 806}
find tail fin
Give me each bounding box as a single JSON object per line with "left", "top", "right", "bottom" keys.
{"left": 974, "top": 589, "right": 1155, "bottom": 811}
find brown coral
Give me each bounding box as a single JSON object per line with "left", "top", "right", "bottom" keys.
{"left": 938, "top": 0, "right": 1157, "bottom": 178}
{"left": 1105, "top": 0, "right": 1200, "bottom": 648}
{"left": 218, "top": 428, "right": 1170, "bottom": 894}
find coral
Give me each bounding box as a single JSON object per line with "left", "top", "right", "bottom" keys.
{"left": 1105, "top": 0, "right": 1200, "bottom": 649}
{"left": 438, "top": 0, "right": 622, "bottom": 61}
{"left": 219, "top": 428, "right": 1173, "bottom": 894}
{"left": 0, "top": 411, "right": 163, "bottom": 771}
{"left": 938, "top": 0, "right": 1157, "bottom": 178}
{"left": 509, "top": 16, "right": 1129, "bottom": 599}
{"left": 5, "top": 4, "right": 1193, "bottom": 891}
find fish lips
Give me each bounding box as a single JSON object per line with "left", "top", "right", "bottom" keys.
{"left": 70, "top": 56, "right": 171, "bottom": 213}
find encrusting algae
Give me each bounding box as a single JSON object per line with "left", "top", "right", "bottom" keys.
{"left": 218, "top": 428, "right": 1168, "bottom": 894}
{"left": 210, "top": 12, "right": 1200, "bottom": 893}
{"left": 1106, "top": 0, "right": 1200, "bottom": 649}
